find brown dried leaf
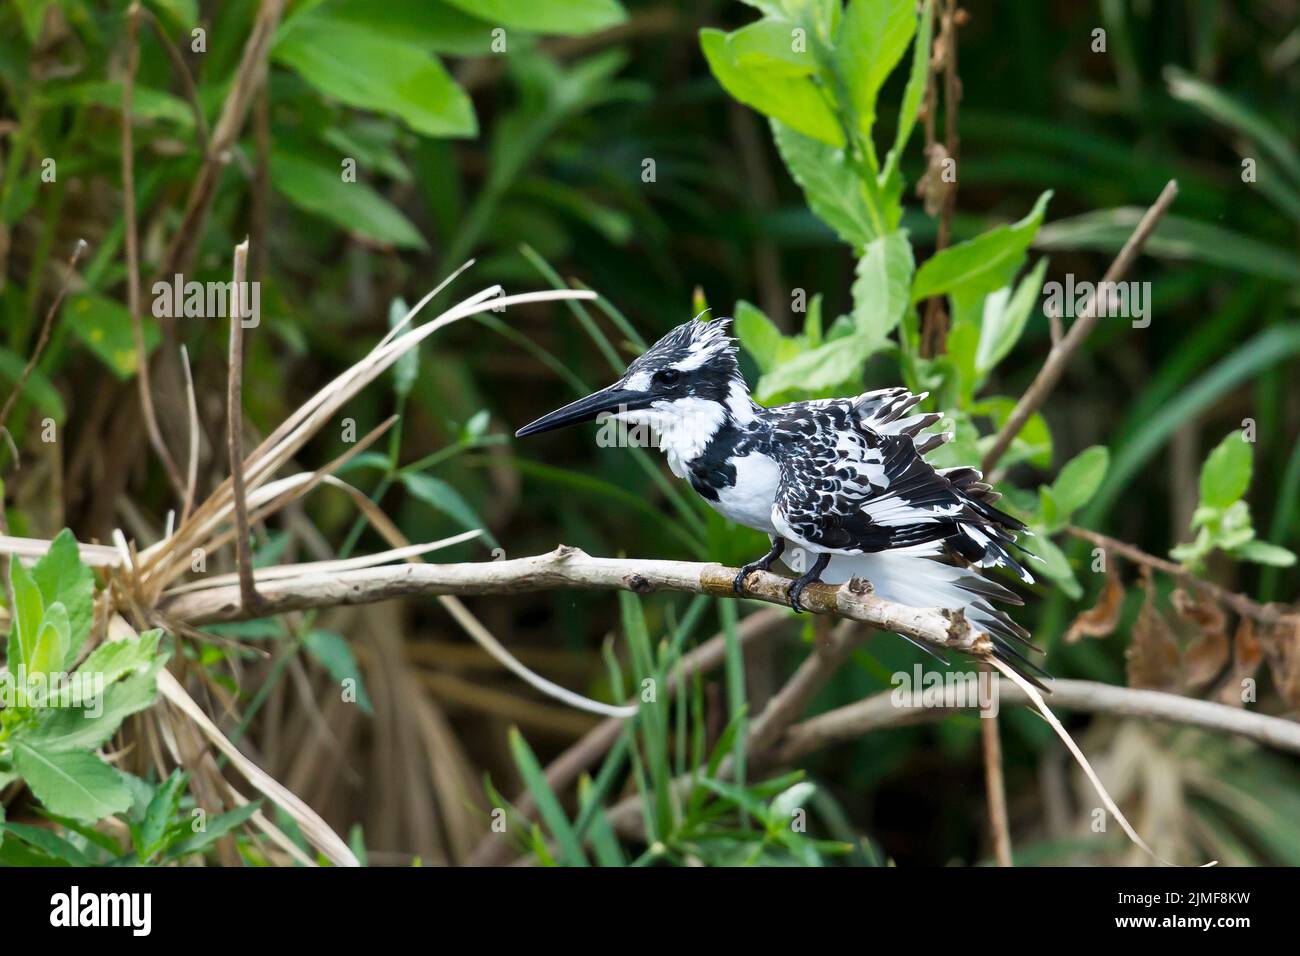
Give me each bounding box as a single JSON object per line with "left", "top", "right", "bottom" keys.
{"left": 1174, "top": 588, "right": 1230, "bottom": 691}
{"left": 1065, "top": 571, "right": 1125, "bottom": 644}
{"left": 1125, "top": 571, "right": 1181, "bottom": 692}
{"left": 1215, "top": 618, "right": 1263, "bottom": 708}
{"left": 1258, "top": 614, "right": 1300, "bottom": 710}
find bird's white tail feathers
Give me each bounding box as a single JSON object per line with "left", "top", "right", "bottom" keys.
{"left": 784, "top": 543, "right": 1046, "bottom": 685}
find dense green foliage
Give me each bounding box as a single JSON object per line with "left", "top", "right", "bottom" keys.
{"left": 0, "top": 0, "right": 1298, "bottom": 866}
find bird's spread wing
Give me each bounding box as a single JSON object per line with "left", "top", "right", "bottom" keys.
{"left": 767, "top": 390, "right": 1033, "bottom": 581}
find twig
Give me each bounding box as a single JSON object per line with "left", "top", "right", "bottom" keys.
{"left": 227, "top": 239, "right": 260, "bottom": 614}
{"left": 1066, "top": 525, "right": 1282, "bottom": 624}
{"left": 981, "top": 179, "right": 1179, "bottom": 472}
{"left": 0, "top": 239, "right": 87, "bottom": 434}
{"left": 122, "top": 2, "right": 187, "bottom": 501}
{"left": 158, "top": 0, "right": 286, "bottom": 281}
{"left": 978, "top": 661, "right": 1012, "bottom": 866}
{"left": 771, "top": 676, "right": 1300, "bottom": 761}
{"left": 158, "top": 547, "right": 997, "bottom": 662}
{"left": 142, "top": 5, "right": 208, "bottom": 152}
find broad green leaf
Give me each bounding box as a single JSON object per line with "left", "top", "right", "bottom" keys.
{"left": 701, "top": 29, "right": 844, "bottom": 147}
{"left": 76, "top": 629, "right": 163, "bottom": 688}
{"left": 32, "top": 529, "right": 96, "bottom": 660}
{"left": 315, "top": 0, "right": 503, "bottom": 55}
{"left": 44, "top": 81, "right": 195, "bottom": 129}
{"left": 771, "top": 120, "right": 878, "bottom": 247}
{"left": 728, "top": 18, "right": 817, "bottom": 76}
{"left": 8, "top": 559, "right": 44, "bottom": 680}
{"left": 734, "top": 301, "right": 801, "bottom": 373}
{"left": 0, "top": 821, "right": 93, "bottom": 866}
{"left": 65, "top": 293, "right": 159, "bottom": 380}
{"left": 912, "top": 191, "right": 1052, "bottom": 302}
{"left": 975, "top": 256, "right": 1049, "bottom": 378}
{"left": 1200, "top": 431, "right": 1252, "bottom": 510}
{"left": 755, "top": 334, "right": 878, "bottom": 401}
{"left": 146, "top": 0, "right": 198, "bottom": 29}
{"left": 1050, "top": 446, "right": 1110, "bottom": 518}
{"left": 442, "top": 0, "right": 626, "bottom": 34}
{"left": 270, "top": 151, "right": 427, "bottom": 250}
{"left": 835, "top": 0, "right": 916, "bottom": 141}
{"left": 273, "top": 19, "right": 476, "bottom": 138}
{"left": 22, "top": 657, "right": 165, "bottom": 753}
{"left": 12, "top": 743, "right": 132, "bottom": 823}
{"left": 851, "top": 230, "right": 914, "bottom": 342}
{"left": 303, "top": 630, "right": 373, "bottom": 715}
{"left": 1029, "top": 532, "right": 1080, "bottom": 600}
{"left": 401, "top": 472, "right": 498, "bottom": 547}
{"left": 27, "top": 602, "right": 70, "bottom": 678}
{"left": 972, "top": 398, "right": 1053, "bottom": 471}
{"left": 1230, "top": 540, "right": 1296, "bottom": 567}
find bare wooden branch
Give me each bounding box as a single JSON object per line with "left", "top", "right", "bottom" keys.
{"left": 981, "top": 180, "right": 1180, "bottom": 472}
{"left": 771, "top": 677, "right": 1300, "bottom": 762}
{"left": 1067, "top": 524, "right": 1283, "bottom": 624}
{"left": 158, "top": 546, "right": 997, "bottom": 660}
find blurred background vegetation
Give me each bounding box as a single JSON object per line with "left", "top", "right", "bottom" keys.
{"left": 1, "top": 0, "right": 1298, "bottom": 866}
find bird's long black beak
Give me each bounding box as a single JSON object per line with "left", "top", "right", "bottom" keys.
{"left": 515, "top": 383, "right": 643, "bottom": 438}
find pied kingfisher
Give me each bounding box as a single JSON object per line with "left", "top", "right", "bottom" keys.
{"left": 517, "top": 315, "right": 1044, "bottom": 682}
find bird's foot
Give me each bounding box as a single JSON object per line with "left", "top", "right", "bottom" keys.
{"left": 787, "top": 553, "right": 832, "bottom": 613}
{"left": 732, "top": 540, "right": 786, "bottom": 595}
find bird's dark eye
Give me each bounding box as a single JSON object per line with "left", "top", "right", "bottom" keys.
{"left": 653, "top": 368, "right": 681, "bottom": 386}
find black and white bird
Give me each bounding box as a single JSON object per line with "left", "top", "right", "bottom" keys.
{"left": 516, "top": 315, "right": 1045, "bottom": 682}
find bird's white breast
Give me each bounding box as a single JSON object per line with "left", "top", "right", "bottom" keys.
{"left": 708, "top": 452, "right": 781, "bottom": 533}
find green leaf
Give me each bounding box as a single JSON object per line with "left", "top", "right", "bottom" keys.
{"left": 835, "top": 0, "right": 916, "bottom": 141}
{"left": 1029, "top": 532, "right": 1080, "bottom": 600}
{"left": 273, "top": 18, "right": 476, "bottom": 138}
{"left": 701, "top": 29, "right": 844, "bottom": 147}
{"left": 1200, "top": 431, "right": 1252, "bottom": 510}
{"left": 1050, "top": 446, "right": 1110, "bottom": 519}
{"left": 270, "top": 150, "right": 427, "bottom": 250}
{"left": 851, "top": 230, "right": 914, "bottom": 342}
{"left": 21, "top": 657, "right": 165, "bottom": 753}
{"left": 75, "top": 629, "right": 163, "bottom": 688}
{"left": 912, "top": 191, "right": 1052, "bottom": 302}
{"left": 882, "top": 0, "right": 932, "bottom": 178}
{"left": 12, "top": 743, "right": 132, "bottom": 823}
{"left": 166, "top": 801, "right": 262, "bottom": 859}
{"left": 32, "top": 529, "right": 96, "bottom": 660}
{"left": 27, "top": 601, "right": 70, "bottom": 678}
{"left": 400, "top": 472, "right": 498, "bottom": 547}
{"left": 975, "top": 256, "right": 1049, "bottom": 378}
{"left": 1230, "top": 540, "right": 1297, "bottom": 567}
{"left": 146, "top": 0, "right": 198, "bottom": 29}
{"left": 315, "top": 0, "right": 502, "bottom": 55}
{"left": 772, "top": 120, "right": 877, "bottom": 248}
{"left": 8, "top": 558, "right": 43, "bottom": 680}
{"left": 728, "top": 18, "right": 817, "bottom": 76}
{"left": 755, "top": 334, "right": 879, "bottom": 401}
{"left": 508, "top": 727, "right": 588, "bottom": 866}
{"left": 137, "top": 769, "right": 188, "bottom": 861}
{"left": 734, "top": 301, "right": 801, "bottom": 373}
{"left": 302, "top": 630, "right": 373, "bottom": 715}
{"left": 65, "top": 293, "right": 159, "bottom": 380}
{"left": 442, "top": 0, "right": 626, "bottom": 34}
{"left": 0, "top": 821, "right": 94, "bottom": 866}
